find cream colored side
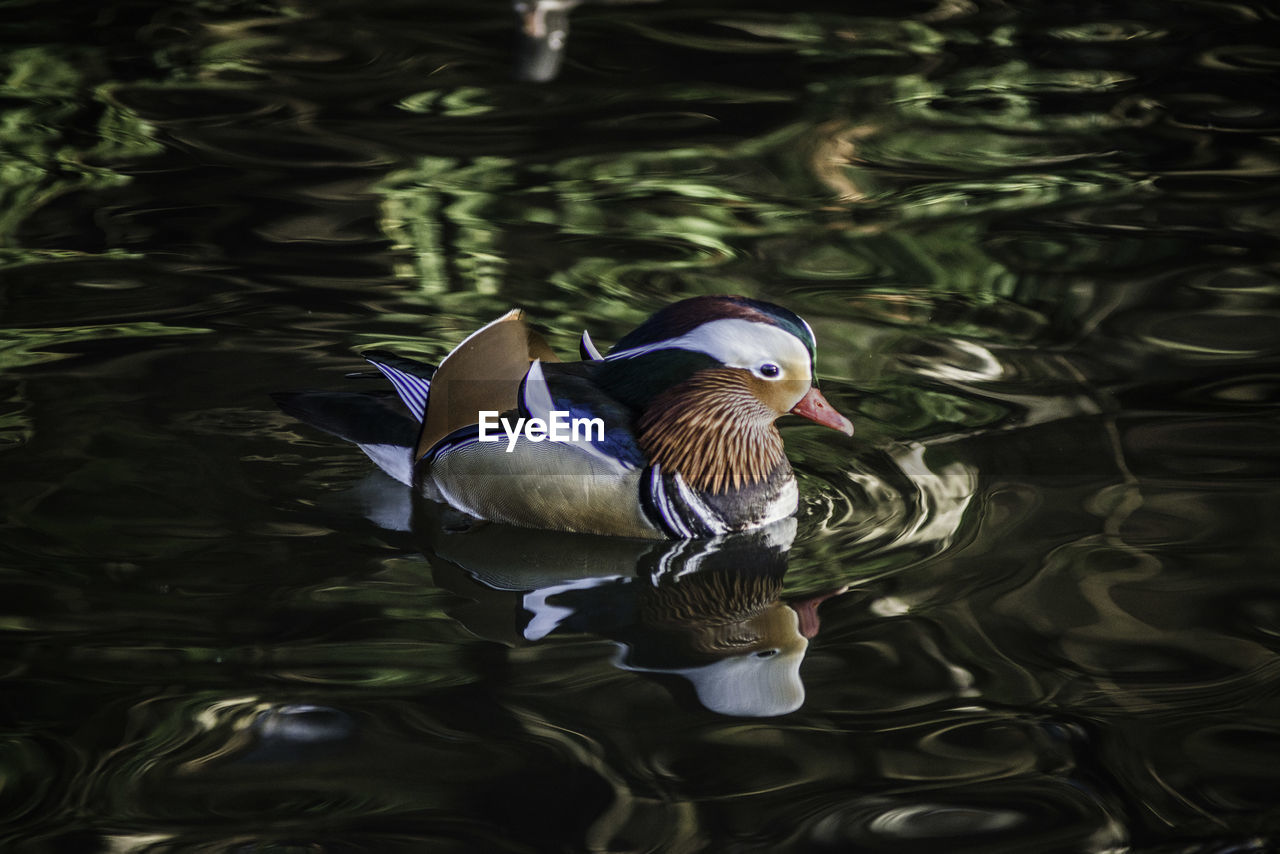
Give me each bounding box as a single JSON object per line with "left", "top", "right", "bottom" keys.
{"left": 426, "top": 437, "right": 664, "bottom": 539}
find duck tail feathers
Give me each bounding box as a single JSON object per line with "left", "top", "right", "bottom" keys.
{"left": 271, "top": 390, "right": 417, "bottom": 486}
{"left": 363, "top": 350, "right": 434, "bottom": 423}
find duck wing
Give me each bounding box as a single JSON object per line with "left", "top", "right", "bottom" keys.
{"left": 416, "top": 309, "right": 559, "bottom": 460}
{"left": 529, "top": 360, "right": 645, "bottom": 469}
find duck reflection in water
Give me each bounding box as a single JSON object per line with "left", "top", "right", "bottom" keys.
{"left": 416, "top": 507, "right": 847, "bottom": 717}
{"left": 513, "top": 0, "right": 663, "bottom": 82}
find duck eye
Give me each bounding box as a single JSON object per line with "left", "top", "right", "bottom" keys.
{"left": 758, "top": 363, "right": 781, "bottom": 378}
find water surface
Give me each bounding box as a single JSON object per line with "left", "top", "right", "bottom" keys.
{"left": 2, "top": 0, "right": 1279, "bottom": 851}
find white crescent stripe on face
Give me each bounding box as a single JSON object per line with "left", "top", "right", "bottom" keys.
{"left": 605, "top": 318, "right": 812, "bottom": 377}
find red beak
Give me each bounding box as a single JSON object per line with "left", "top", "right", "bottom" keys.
{"left": 790, "top": 387, "right": 854, "bottom": 436}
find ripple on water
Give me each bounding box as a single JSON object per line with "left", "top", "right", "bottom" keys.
{"left": 1123, "top": 417, "right": 1280, "bottom": 478}
{"left": 1166, "top": 94, "right": 1280, "bottom": 133}
{"left": 1179, "top": 373, "right": 1280, "bottom": 407}
{"left": 0, "top": 736, "right": 61, "bottom": 829}
{"left": 1046, "top": 21, "right": 1170, "bottom": 42}
{"left": 1097, "top": 715, "right": 1280, "bottom": 833}
{"left": 1199, "top": 42, "right": 1280, "bottom": 73}
{"left": 1180, "top": 720, "right": 1280, "bottom": 813}
{"left": 79, "top": 695, "right": 534, "bottom": 825}
{"left": 801, "top": 777, "right": 1125, "bottom": 853}
{"left": 0, "top": 264, "right": 258, "bottom": 338}
{"left": 1134, "top": 311, "right": 1280, "bottom": 359}
{"left": 791, "top": 437, "right": 978, "bottom": 589}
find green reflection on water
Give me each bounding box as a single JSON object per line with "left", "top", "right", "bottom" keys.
{"left": 0, "top": 47, "right": 161, "bottom": 252}
{"left": 369, "top": 22, "right": 1149, "bottom": 359}
{"left": 0, "top": 323, "right": 212, "bottom": 370}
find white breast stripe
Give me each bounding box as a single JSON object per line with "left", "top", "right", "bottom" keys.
{"left": 671, "top": 472, "right": 731, "bottom": 536}
{"left": 648, "top": 463, "right": 692, "bottom": 538}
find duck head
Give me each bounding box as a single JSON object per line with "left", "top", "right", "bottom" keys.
{"left": 595, "top": 295, "right": 854, "bottom": 494}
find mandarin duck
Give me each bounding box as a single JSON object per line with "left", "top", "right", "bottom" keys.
{"left": 275, "top": 295, "right": 853, "bottom": 539}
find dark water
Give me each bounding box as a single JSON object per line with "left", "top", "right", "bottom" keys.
{"left": 3, "top": 0, "right": 1280, "bottom": 850}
